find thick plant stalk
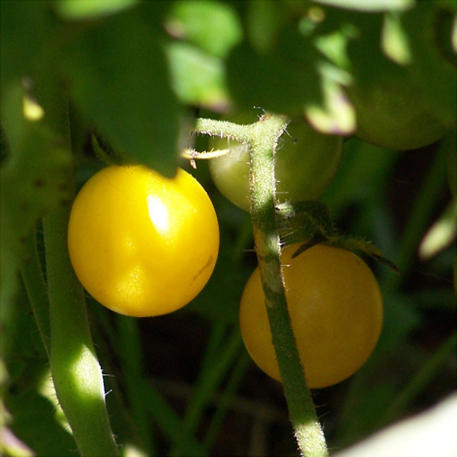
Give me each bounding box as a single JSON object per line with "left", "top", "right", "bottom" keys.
{"left": 42, "top": 93, "right": 119, "bottom": 457}
{"left": 43, "top": 208, "right": 119, "bottom": 457}
{"left": 194, "top": 116, "right": 328, "bottom": 457}
{"left": 248, "top": 115, "right": 328, "bottom": 457}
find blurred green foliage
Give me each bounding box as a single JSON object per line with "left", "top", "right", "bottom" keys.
{"left": 1, "top": 0, "right": 456, "bottom": 456}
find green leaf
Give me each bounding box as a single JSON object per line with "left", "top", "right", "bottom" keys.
{"left": 54, "top": 0, "right": 138, "bottom": 20}
{"left": 305, "top": 18, "right": 356, "bottom": 134}
{"left": 313, "top": 25, "right": 353, "bottom": 75}
{"left": 62, "top": 11, "right": 179, "bottom": 176}
{"left": 305, "top": 75, "right": 356, "bottom": 135}
{"left": 246, "top": 0, "right": 282, "bottom": 53}
{"left": 419, "top": 200, "right": 457, "bottom": 260}
{"left": 333, "top": 237, "right": 400, "bottom": 272}
{"left": 226, "top": 28, "right": 322, "bottom": 114}
{"left": 419, "top": 131, "right": 457, "bottom": 259}
{"left": 0, "top": 1, "right": 56, "bottom": 88}
{"left": 166, "top": 0, "right": 242, "bottom": 58}
{"left": 312, "top": 0, "right": 414, "bottom": 12}
{"left": 0, "top": 86, "right": 72, "bottom": 311}
{"left": 6, "top": 390, "right": 77, "bottom": 457}
{"left": 166, "top": 42, "right": 230, "bottom": 110}
{"left": 382, "top": 11, "right": 412, "bottom": 65}
{"left": 227, "top": 16, "right": 355, "bottom": 131}
{"left": 399, "top": 4, "right": 457, "bottom": 127}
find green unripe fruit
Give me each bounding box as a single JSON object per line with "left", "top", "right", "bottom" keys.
{"left": 209, "top": 118, "right": 342, "bottom": 211}
{"left": 348, "top": 76, "right": 448, "bottom": 151}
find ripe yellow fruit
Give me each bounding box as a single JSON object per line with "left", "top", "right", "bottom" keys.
{"left": 239, "top": 244, "right": 383, "bottom": 388}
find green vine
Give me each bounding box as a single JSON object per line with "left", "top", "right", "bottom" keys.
{"left": 43, "top": 208, "right": 119, "bottom": 457}
{"left": 32, "top": 92, "right": 119, "bottom": 457}
{"left": 193, "top": 115, "right": 328, "bottom": 457}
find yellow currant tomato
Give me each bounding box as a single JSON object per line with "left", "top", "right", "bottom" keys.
{"left": 68, "top": 165, "right": 219, "bottom": 317}
{"left": 239, "top": 243, "right": 383, "bottom": 388}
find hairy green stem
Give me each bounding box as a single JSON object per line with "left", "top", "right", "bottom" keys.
{"left": 44, "top": 207, "right": 119, "bottom": 457}
{"left": 194, "top": 117, "right": 253, "bottom": 143}
{"left": 194, "top": 115, "right": 328, "bottom": 457}
{"left": 42, "top": 94, "right": 119, "bottom": 457}
{"left": 248, "top": 115, "right": 328, "bottom": 457}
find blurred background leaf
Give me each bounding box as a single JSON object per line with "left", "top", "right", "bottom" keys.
{"left": 398, "top": 3, "right": 457, "bottom": 128}
{"left": 312, "top": 0, "right": 414, "bottom": 12}
{"left": 419, "top": 200, "right": 457, "bottom": 260}
{"left": 226, "top": 29, "right": 323, "bottom": 115}
{"left": 166, "top": 0, "right": 242, "bottom": 58}
{"left": 0, "top": 86, "right": 72, "bottom": 317}
{"left": 54, "top": 0, "right": 138, "bottom": 20}
{"left": 0, "top": 2, "right": 57, "bottom": 89}
{"left": 60, "top": 8, "right": 180, "bottom": 176}
{"left": 166, "top": 42, "right": 230, "bottom": 111}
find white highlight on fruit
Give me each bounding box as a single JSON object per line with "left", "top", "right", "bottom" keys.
{"left": 147, "top": 195, "right": 169, "bottom": 234}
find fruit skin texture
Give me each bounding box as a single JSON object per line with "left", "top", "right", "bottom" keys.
{"left": 239, "top": 244, "right": 383, "bottom": 389}
{"left": 208, "top": 120, "right": 342, "bottom": 211}
{"left": 68, "top": 165, "right": 219, "bottom": 317}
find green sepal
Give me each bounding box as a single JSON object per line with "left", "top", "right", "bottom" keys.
{"left": 275, "top": 200, "right": 335, "bottom": 247}
{"left": 290, "top": 231, "right": 330, "bottom": 259}
{"left": 328, "top": 237, "right": 400, "bottom": 273}
{"left": 275, "top": 200, "right": 398, "bottom": 272}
